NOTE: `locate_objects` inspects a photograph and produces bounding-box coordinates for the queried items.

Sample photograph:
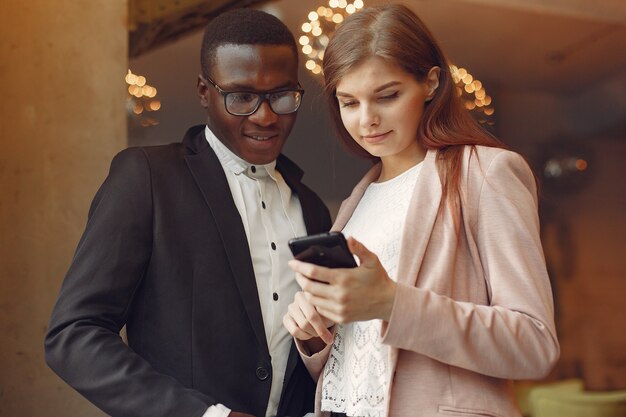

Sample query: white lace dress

[321,162,422,417]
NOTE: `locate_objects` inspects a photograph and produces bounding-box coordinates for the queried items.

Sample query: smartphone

[288,231,357,268]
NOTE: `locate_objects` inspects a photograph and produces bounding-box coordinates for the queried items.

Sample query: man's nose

[248,100,279,126]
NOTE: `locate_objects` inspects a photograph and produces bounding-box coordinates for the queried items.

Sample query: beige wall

[0,1,127,415]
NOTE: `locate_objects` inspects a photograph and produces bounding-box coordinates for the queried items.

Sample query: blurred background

[1,0,624,415]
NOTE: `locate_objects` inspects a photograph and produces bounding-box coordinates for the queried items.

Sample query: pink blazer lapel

[395,149,442,287]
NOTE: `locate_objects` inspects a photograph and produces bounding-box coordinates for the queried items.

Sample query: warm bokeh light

[149,100,161,111]
[449,65,494,123]
[300,1,366,78]
[126,69,160,126]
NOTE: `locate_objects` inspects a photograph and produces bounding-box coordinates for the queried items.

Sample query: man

[45,8,330,417]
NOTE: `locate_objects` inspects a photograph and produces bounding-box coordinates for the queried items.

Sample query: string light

[125,69,160,127]
[299,1,365,77]
[450,64,495,125]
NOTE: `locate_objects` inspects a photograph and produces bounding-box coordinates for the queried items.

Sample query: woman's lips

[362,130,392,144]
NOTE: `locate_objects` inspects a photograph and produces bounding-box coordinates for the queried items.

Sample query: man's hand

[283,291,334,345]
[229,412,255,417]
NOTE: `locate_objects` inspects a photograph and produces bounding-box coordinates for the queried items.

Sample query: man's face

[198,44,299,165]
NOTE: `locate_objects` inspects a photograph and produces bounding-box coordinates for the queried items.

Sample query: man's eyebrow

[336,81,402,97]
[219,81,297,91]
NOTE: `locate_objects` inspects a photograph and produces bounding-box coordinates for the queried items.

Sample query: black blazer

[45,125,332,417]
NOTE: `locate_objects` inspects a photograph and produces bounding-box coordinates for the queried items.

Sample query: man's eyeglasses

[201,75,304,116]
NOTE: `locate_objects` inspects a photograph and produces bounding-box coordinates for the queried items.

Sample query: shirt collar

[204,125,277,179]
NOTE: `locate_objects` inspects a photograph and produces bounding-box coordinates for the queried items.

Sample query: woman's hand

[283,291,335,345]
[289,237,397,324]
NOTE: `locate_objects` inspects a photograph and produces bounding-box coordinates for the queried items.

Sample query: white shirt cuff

[202,403,231,417]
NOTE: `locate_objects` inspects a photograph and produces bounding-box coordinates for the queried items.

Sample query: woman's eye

[340,101,357,108]
[379,92,399,101]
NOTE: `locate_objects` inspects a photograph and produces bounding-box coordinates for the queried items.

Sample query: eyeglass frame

[200,75,305,116]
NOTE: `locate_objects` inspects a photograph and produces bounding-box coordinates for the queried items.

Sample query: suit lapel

[183,127,269,357]
[277,155,322,235]
[395,149,442,287]
[391,150,442,376]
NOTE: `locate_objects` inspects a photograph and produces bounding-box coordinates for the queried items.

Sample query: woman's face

[335,57,438,169]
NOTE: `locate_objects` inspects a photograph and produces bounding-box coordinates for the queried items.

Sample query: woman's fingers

[289,260,336,284]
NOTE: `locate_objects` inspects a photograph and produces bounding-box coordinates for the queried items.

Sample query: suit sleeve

[382,150,560,379]
[44,148,213,417]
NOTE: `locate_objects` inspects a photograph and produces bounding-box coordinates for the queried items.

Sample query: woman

[283,4,559,417]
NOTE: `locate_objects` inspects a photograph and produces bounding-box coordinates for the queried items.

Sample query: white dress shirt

[202,126,307,417]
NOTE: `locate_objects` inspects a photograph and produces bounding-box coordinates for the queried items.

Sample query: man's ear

[425,66,440,101]
[197,75,209,108]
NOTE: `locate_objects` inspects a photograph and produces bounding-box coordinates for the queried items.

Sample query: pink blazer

[299,146,560,417]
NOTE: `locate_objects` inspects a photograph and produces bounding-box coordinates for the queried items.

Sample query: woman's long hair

[322,4,504,212]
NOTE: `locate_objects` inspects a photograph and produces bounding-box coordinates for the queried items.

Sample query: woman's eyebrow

[336,81,402,97]
[374,81,402,93]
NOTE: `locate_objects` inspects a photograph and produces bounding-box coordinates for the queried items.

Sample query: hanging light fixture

[300,0,494,124]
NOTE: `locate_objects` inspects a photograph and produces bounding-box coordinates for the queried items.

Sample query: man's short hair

[200,8,298,77]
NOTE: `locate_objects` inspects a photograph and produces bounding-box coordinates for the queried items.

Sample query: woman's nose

[360,105,380,128]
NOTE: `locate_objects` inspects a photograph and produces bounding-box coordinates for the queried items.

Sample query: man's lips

[244,132,279,141]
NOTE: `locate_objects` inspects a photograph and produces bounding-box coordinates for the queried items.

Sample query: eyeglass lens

[225,91,302,115]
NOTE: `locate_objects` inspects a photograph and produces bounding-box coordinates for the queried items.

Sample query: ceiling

[129,0,626,94]
[128,0,266,57]
[263,0,626,95]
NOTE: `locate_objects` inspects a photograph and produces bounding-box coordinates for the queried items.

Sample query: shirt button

[250,165,256,173]
[262,201,266,209]
[255,366,269,381]
[273,292,278,301]
[271,242,276,250]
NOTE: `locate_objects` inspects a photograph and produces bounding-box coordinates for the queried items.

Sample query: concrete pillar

[0,1,127,415]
